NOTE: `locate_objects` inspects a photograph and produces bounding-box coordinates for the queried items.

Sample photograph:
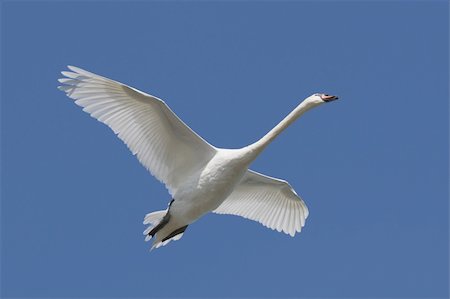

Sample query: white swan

[58,66,338,250]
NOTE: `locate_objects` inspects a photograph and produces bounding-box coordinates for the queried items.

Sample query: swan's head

[308,93,339,104]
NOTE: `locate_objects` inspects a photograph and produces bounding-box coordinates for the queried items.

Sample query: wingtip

[68,65,89,75]
[61,71,77,78]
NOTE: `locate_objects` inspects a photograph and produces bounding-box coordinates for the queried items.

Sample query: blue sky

[1,1,448,298]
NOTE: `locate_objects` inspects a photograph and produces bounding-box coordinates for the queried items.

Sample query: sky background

[1,1,448,298]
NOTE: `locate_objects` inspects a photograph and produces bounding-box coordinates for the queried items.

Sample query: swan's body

[59,66,338,249]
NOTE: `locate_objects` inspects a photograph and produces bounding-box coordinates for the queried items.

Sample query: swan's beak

[321,94,339,102]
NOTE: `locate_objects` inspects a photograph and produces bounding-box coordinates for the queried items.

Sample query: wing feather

[213,170,309,236]
[59,66,216,195]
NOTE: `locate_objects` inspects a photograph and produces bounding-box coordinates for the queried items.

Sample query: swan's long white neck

[246,98,323,159]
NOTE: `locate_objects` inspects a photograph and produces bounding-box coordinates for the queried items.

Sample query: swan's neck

[246,99,322,157]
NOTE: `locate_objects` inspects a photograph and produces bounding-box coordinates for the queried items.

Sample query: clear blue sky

[1,1,448,298]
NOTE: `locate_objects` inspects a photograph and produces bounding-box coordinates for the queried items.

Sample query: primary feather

[59,66,216,196]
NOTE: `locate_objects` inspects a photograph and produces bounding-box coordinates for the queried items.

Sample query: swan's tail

[143,210,168,241]
[143,209,189,250]
[143,210,167,226]
[150,225,188,250]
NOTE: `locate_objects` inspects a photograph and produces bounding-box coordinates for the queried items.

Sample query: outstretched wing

[213,170,309,236]
[59,66,216,195]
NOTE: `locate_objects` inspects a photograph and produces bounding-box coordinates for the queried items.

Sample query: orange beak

[321,94,339,102]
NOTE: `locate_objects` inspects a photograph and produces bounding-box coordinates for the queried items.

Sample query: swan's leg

[148,212,170,237]
[162,225,188,242]
[147,199,175,238]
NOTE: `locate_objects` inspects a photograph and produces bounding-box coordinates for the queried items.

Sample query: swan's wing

[213,169,309,236]
[58,66,216,195]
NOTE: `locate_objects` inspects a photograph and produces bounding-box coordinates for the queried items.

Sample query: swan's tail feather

[143,209,170,241]
[151,225,188,251]
[143,210,167,226]
[143,200,187,250]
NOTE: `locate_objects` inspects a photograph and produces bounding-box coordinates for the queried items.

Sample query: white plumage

[58,66,338,249]
[213,170,309,237]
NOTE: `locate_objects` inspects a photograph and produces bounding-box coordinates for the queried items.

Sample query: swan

[58,66,338,250]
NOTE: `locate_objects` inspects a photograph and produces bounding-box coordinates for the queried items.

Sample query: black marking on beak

[321,94,339,102]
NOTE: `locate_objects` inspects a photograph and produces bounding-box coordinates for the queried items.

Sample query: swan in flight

[58,66,338,250]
